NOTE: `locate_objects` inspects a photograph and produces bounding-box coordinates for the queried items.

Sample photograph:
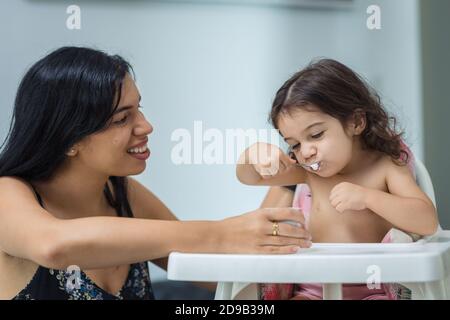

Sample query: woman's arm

[365,161,439,236]
[0,177,310,271]
[125,177,177,272]
[127,177,216,292]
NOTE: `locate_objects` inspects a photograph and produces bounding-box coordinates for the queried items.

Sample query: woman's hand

[329,182,368,213]
[246,142,297,179]
[217,207,312,254]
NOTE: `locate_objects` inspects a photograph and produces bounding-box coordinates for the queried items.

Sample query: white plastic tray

[168,234,450,284]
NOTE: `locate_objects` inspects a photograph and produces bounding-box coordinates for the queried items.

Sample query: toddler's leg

[292,283,323,300]
[290,294,319,300]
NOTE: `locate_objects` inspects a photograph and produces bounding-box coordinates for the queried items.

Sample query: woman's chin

[117,164,147,176]
[131,164,147,175]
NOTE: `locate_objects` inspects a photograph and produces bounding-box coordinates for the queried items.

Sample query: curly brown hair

[269,59,408,166]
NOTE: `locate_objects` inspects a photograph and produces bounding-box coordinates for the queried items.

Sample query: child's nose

[301,145,317,162]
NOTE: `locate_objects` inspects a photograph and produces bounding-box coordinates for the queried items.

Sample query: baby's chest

[305,169,391,242]
[310,169,388,203]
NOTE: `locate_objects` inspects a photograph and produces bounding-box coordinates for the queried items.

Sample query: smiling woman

[0,47,141,218]
[0,46,311,300]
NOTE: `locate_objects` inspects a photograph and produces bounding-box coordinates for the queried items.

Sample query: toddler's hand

[247,142,296,179]
[329,182,368,213]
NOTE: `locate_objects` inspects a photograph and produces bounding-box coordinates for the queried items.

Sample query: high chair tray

[168,234,450,284]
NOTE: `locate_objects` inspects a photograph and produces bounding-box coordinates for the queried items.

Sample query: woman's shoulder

[0,215,40,300]
[0,176,34,190]
[0,176,41,207]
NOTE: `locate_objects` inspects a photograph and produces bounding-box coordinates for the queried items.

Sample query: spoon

[296,162,321,171]
[287,151,321,172]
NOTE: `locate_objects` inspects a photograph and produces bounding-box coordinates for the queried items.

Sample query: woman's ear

[65,144,80,157]
[349,109,366,136]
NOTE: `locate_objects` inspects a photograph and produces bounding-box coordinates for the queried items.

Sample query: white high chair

[167,158,450,300]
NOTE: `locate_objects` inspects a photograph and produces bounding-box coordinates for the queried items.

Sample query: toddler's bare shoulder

[378,154,412,177]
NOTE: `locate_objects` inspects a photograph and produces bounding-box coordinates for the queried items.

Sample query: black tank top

[12,184,155,300]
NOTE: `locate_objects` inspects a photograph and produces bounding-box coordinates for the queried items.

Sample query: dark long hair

[270,59,408,165]
[0,46,134,217]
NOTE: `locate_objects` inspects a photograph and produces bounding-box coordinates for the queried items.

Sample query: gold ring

[272,222,279,236]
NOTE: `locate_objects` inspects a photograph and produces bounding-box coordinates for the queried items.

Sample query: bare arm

[0,177,310,271]
[0,177,221,269]
[236,143,306,186]
[365,161,439,236]
[260,186,295,208]
[126,177,178,272]
[127,178,216,292]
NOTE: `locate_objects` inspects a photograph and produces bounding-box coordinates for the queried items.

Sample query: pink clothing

[294,283,390,300]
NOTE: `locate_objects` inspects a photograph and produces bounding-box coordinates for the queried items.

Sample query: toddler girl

[236,59,438,299]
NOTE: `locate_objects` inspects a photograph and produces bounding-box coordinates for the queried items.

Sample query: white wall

[420,0,450,229]
[335,0,423,159]
[0,0,422,281]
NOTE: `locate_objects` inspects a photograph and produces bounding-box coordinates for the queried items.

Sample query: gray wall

[421,0,450,229]
[1,0,438,282]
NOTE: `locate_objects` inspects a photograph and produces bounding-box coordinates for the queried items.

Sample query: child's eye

[291,143,301,151]
[312,131,324,139]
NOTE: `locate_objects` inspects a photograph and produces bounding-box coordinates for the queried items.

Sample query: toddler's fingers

[280,152,297,167]
[335,203,346,213]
